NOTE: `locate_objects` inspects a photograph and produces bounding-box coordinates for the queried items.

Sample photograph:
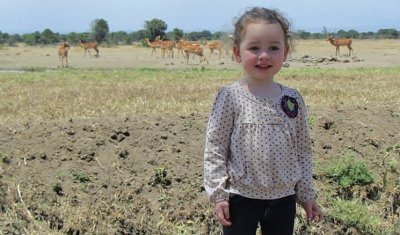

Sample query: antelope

[181,43,209,65]
[79,40,99,58]
[175,38,187,58]
[326,36,353,56]
[58,41,70,67]
[160,40,175,58]
[205,41,223,60]
[144,37,162,56]
[176,38,201,59]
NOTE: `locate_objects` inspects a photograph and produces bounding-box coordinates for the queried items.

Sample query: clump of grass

[72,172,90,183]
[326,154,375,187]
[2,155,11,164]
[52,183,64,196]
[21,66,46,72]
[330,198,382,234]
[152,167,171,188]
[307,113,317,129]
[389,158,399,172]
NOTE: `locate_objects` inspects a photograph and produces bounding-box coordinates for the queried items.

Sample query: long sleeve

[294,92,316,202]
[203,87,235,203]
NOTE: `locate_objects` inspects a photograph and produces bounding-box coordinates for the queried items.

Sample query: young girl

[204,7,323,235]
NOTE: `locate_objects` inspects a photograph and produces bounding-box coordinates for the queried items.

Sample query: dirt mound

[1,105,399,234]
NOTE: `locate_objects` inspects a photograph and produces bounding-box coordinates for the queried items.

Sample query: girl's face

[233,22,289,82]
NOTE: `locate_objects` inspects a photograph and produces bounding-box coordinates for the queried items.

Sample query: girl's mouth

[255,64,272,69]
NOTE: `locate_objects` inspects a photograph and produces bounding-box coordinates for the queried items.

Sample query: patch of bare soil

[1,105,399,234]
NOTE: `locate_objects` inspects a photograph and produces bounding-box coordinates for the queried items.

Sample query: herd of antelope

[57,35,354,67]
[144,36,227,65]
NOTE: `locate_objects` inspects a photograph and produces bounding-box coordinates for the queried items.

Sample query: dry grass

[278,67,400,107]
[0,68,237,122]
[0,67,399,123]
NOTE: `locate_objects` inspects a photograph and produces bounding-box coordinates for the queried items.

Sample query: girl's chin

[246,76,274,82]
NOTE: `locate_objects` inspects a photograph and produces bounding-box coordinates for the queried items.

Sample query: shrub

[327,154,374,187]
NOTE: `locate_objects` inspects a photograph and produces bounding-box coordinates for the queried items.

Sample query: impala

[144,37,162,56]
[181,43,209,65]
[58,42,70,67]
[206,41,223,60]
[79,40,99,58]
[326,36,353,56]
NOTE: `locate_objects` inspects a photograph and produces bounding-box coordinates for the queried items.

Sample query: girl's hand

[300,199,323,222]
[214,200,232,226]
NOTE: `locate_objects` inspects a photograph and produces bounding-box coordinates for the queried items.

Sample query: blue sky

[0,0,399,34]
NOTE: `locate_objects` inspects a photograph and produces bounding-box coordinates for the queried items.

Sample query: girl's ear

[283,46,290,61]
[232,44,242,63]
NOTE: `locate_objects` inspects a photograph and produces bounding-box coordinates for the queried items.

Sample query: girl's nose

[259,50,270,60]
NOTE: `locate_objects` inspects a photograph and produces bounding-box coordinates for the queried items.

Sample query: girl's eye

[270,46,280,51]
[249,46,259,51]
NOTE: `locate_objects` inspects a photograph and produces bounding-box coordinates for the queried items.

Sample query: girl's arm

[294,92,316,202]
[204,87,234,203]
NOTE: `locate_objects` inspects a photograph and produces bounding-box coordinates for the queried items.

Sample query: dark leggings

[223,194,296,235]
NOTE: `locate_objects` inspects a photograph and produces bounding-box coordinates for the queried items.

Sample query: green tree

[213,31,225,40]
[40,28,59,45]
[296,30,311,39]
[130,30,147,42]
[7,34,22,46]
[336,30,346,38]
[0,31,9,44]
[346,29,359,39]
[171,28,184,41]
[79,32,93,41]
[312,33,324,39]
[91,18,109,43]
[23,31,41,46]
[67,32,79,45]
[359,31,375,39]
[106,31,128,45]
[377,28,398,39]
[187,30,212,41]
[144,18,167,40]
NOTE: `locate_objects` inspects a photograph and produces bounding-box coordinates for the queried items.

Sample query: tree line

[0,18,398,47]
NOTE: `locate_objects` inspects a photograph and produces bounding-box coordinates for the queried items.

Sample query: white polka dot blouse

[204,81,316,203]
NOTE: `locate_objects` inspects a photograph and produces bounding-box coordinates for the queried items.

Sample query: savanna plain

[0,39,400,234]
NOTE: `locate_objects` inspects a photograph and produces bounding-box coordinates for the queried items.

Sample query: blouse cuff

[296,190,316,203]
[212,191,229,204]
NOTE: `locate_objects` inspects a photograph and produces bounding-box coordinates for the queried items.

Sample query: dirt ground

[0,39,399,70]
[1,40,400,234]
[1,105,399,234]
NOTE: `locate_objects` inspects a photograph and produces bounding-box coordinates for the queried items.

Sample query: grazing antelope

[206,41,223,60]
[326,36,353,56]
[58,42,70,67]
[79,40,99,58]
[182,44,209,65]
